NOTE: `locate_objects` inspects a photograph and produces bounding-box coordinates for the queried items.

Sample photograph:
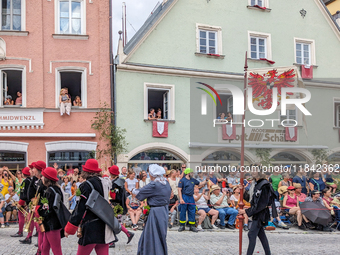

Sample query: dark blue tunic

[136,181,171,255]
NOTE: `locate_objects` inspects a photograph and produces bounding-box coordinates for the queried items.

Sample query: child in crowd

[126,189,144,230]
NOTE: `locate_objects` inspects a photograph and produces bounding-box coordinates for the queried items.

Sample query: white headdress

[149,164,167,185]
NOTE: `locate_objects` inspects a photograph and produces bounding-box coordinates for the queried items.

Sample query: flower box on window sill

[144,119,175,123]
[248,58,275,64]
[0,31,29,36]
[247,5,271,12]
[52,34,89,40]
[195,52,225,59]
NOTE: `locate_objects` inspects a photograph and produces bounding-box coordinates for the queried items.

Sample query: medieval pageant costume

[65,159,115,255]
[108,165,134,248]
[134,164,171,255]
[36,167,66,255]
[245,178,277,255]
[23,161,47,252]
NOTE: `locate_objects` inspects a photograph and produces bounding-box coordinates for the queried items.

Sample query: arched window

[129,149,183,172]
[271,152,307,164]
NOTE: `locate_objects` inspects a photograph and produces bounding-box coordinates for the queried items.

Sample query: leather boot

[189,225,198,233]
[127,231,134,244]
[19,237,32,244]
[178,225,185,232]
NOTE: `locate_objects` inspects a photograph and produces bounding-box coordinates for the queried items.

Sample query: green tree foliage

[255,148,274,167]
[91,102,128,163]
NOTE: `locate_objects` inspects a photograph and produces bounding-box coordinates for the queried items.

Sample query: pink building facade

[0,0,111,171]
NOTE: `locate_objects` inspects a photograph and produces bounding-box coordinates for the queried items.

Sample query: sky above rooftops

[113,0,160,55]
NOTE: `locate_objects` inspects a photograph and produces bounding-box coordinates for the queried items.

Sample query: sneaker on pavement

[278,221,287,228]
[109,242,115,248]
[219,225,226,229]
[1,224,4,228]
[243,225,249,231]
[212,225,219,230]
[197,225,204,232]
[226,224,235,230]
[5,223,10,227]
[298,224,306,230]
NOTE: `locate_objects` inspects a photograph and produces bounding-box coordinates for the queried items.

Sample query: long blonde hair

[60,88,65,95]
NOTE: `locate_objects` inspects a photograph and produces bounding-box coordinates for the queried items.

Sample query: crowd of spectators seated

[1,162,340,233]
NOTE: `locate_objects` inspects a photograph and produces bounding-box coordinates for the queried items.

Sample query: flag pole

[238,51,248,255]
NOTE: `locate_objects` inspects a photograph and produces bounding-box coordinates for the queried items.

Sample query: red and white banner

[285,127,297,141]
[301,65,313,79]
[152,121,168,138]
[222,124,236,140]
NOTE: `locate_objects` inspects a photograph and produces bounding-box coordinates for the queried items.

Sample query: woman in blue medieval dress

[134,164,171,255]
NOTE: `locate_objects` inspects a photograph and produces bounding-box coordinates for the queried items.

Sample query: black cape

[246,179,278,227]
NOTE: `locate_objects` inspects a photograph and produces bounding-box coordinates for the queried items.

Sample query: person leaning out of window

[4,95,14,105]
[14,92,22,106]
[59,88,71,116]
[73,96,82,107]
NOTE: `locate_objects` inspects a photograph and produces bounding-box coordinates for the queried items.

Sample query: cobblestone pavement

[0,225,339,255]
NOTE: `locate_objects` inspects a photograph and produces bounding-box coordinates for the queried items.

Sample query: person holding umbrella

[303,190,332,231]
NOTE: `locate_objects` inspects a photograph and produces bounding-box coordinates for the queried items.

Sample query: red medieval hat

[108,165,119,176]
[32,161,46,171]
[82,159,101,173]
[42,167,59,182]
[22,167,30,176]
[29,162,35,169]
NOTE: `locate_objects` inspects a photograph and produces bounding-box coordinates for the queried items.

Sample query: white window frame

[55,66,87,108]
[0,65,26,107]
[249,0,269,8]
[144,83,175,121]
[294,38,316,66]
[333,98,340,127]
[55,0,86,35]
[213,90,242,123]
[0,0,26,31]
[280,108,297,125]
[248,31,272,60]
[196,23,222,55]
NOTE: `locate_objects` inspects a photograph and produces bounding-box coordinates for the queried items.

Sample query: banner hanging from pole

[246,66,305,111]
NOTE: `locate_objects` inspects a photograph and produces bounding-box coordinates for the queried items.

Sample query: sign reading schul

[0,108,44,130]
